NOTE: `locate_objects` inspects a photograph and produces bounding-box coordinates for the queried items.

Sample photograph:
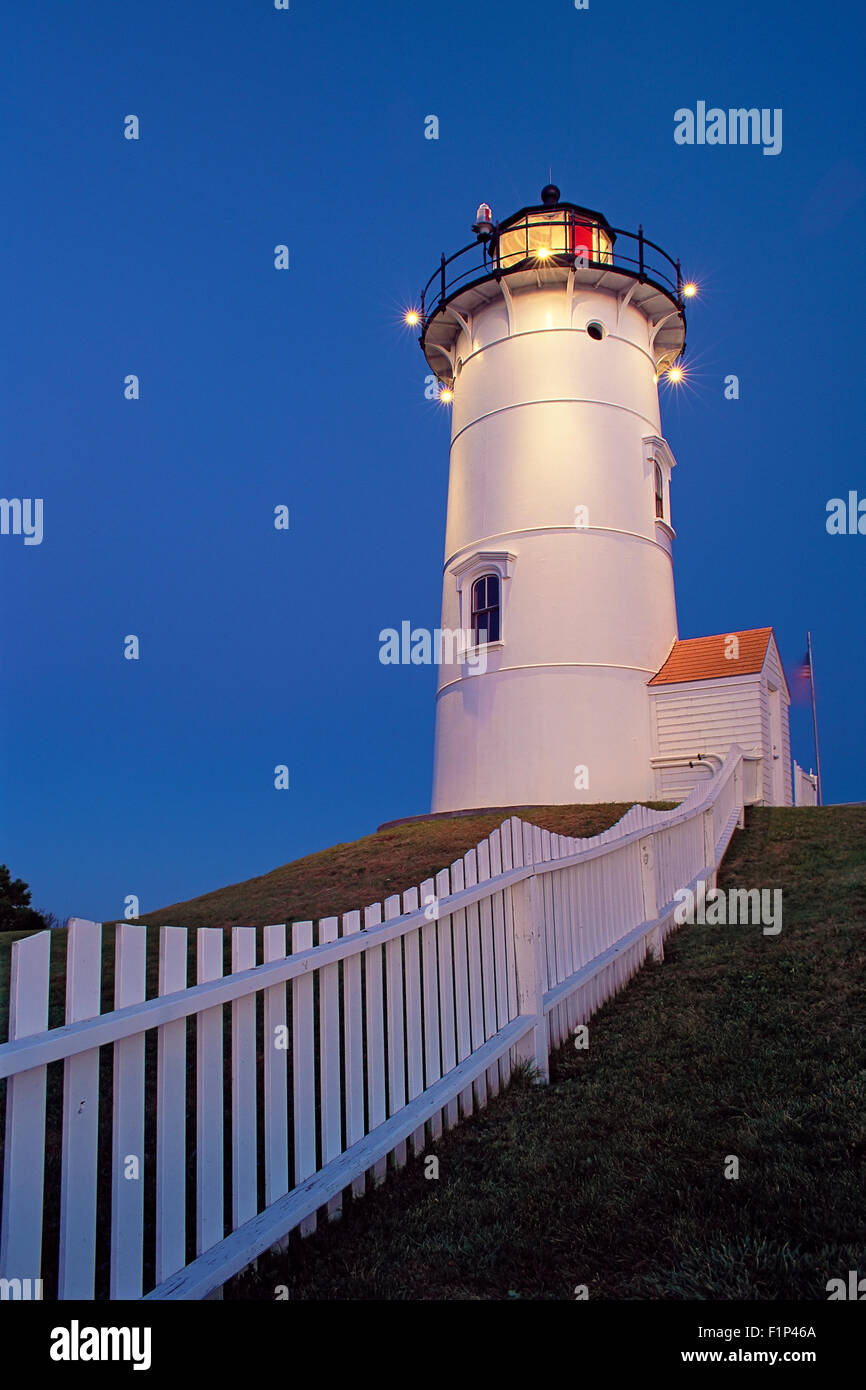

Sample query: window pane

[470,571,501,645]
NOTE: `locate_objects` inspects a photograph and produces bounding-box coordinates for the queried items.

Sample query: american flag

[790,645,813,705]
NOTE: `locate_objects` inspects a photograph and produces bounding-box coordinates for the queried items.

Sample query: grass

[225,805,866,1301]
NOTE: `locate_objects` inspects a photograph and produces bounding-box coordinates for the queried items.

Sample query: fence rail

[0,746,751,1300]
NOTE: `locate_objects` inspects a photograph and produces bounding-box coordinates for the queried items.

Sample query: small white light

[404,309,420,326]
[439,387,454,404]
[682,282,697,299]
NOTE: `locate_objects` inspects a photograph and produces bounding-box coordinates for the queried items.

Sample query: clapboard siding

[651,679,763,756]
[650,678,763,799]
[654,762,716,799]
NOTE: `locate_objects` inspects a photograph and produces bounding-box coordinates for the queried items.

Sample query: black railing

[419,210,683,326]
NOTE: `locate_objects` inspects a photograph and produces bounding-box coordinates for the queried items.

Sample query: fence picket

[262,925,289,1222]
[421,876,443,1138]
[196,929,224,1258]
[156,926,187,1283]
[500,821,520,1025]
[463,849,487,1109]
[557,845,577,1036]
[111,923,147,1298]
[448,859,474,1118]
[585,858,600,1015]
[231,928,257,1232]
[501,820,521,1076]
[403,887,425,1154]
[342,910,366,1198]
[383,897,407,1169]
[476,839,499,1097]
[488,830,511,1088]
[551,837,568,1047]
[524,823,550,1060]
[319,917,343,1217]
[58,918,102,1299]
[435,867,458,1129]
[0,930,50,1287]
[292,921,317,1233]
[363,904,387,1184]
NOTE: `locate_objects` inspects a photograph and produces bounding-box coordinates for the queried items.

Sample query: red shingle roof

[648,628,773,686]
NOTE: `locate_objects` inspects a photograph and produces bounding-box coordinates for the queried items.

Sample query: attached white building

[647,627,792,805]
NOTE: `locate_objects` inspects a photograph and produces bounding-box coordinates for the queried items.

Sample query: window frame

[449,550,516,657]
[470,573,501,646]
[642,435,677,538]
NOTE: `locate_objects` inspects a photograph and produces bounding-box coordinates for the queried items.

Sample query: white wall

[761,636,793,806]
[649,675,763,800]
[432,278,679,810]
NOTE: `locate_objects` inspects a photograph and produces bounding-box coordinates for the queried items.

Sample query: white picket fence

[0,745,756,1301]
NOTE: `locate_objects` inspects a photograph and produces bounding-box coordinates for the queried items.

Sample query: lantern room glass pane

[595,226,613,264]
[498,211,571,268]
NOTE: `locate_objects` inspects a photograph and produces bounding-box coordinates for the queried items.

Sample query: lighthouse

[417,185,691,811]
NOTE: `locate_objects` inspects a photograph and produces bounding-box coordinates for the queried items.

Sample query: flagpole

[807,630,824,805]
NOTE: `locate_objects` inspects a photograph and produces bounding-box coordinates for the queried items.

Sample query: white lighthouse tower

[418,185,690,811]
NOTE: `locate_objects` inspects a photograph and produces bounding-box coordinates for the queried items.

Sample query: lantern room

[417,185,688,388]
[497,184,614,269]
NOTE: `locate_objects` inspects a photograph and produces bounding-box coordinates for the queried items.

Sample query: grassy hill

[225,805,866,1300]
[133,801,674,932]
[0,802,671,1053]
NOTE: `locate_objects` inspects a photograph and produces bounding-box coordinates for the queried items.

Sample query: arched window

[471,573,500,645]
[655,462,665,519]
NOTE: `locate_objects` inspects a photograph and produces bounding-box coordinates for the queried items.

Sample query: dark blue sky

[3,0,864,922]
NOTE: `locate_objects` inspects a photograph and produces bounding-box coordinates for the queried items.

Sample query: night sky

[2,0,863,922]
